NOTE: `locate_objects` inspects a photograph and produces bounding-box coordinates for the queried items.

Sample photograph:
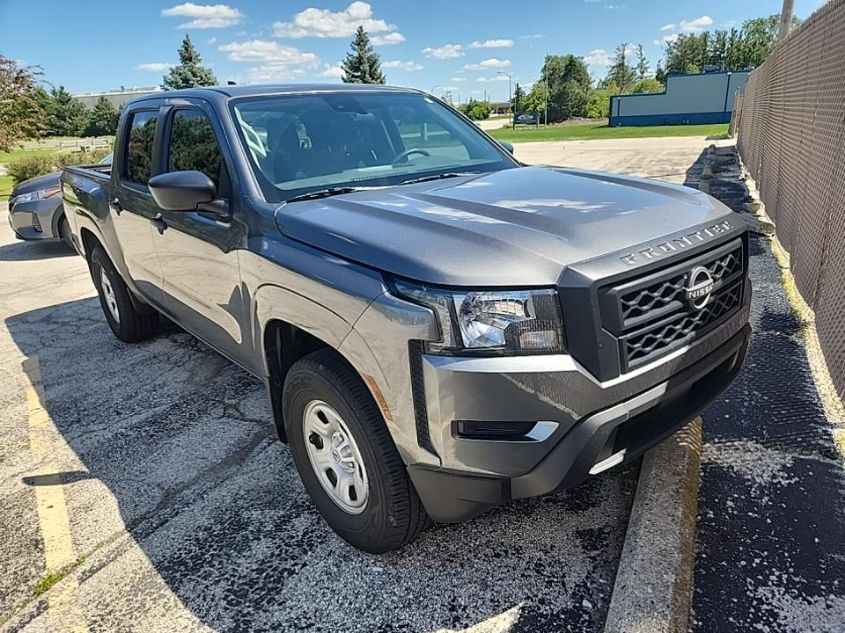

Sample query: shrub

[6,155,56,185]
[55,146,112,168]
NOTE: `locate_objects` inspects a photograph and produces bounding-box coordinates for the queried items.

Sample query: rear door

[154,103,249,365]
[111,107,166,307]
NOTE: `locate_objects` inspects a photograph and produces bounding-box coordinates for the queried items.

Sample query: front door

[154,105,248,365]
[111,108,166,308]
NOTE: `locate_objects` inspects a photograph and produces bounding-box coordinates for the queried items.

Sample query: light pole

[497,71,514,128]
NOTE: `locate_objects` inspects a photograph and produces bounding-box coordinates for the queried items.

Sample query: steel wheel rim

[302,400,369,514]
[100,268,120,323]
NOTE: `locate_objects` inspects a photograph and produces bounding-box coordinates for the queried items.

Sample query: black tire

[283,349,430,553]
[57,214,74,250]
[90,246,159,343]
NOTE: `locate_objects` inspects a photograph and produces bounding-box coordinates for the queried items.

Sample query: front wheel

[90,246,159,342]
[283,349,429,553]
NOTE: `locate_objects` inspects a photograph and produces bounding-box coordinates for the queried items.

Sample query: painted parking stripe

[24,356,89,632]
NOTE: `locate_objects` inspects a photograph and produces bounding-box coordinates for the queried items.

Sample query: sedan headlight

[393,280,564,355]
[11,188,60,205]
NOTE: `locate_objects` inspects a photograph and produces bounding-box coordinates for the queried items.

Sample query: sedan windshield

[231,91,516,202]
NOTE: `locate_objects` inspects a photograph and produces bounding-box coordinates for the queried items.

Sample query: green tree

[341,26,386,84]
[635,44,650,81]
[586,88,613,119]
[458,99,491,120]
[522,82,549,120]
[162,34,217,90]
[44,86,87,136]
[631,77,664,94]
[511,83,525,113]
[83,96,119,136]
[541,54,591,122]
[604,43,636,92]
[0,55,46,151]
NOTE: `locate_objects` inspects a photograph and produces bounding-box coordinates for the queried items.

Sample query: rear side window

[167,110,223,189]
[124,111,157,185]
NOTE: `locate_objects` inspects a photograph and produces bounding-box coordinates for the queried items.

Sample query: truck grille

[600,239,745,371]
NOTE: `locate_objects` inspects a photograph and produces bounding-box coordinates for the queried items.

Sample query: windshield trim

[227,90,519,203]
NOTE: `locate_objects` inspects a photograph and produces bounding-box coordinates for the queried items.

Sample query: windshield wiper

[399,172,482,186]
[284,186,368,204]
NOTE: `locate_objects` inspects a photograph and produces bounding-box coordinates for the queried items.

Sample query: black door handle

[111,197,122,213]
[150,214,167,234]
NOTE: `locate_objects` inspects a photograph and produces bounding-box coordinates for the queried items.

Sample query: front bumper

[7,198,61,240]
[408,319,750,523]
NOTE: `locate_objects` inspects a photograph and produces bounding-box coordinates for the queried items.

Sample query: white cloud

[450,77,467,82]
[422,44,463,59]
[469,39,514,49]
[220,40,320,67]
[136,62,171,71]
[273,1,393,38]
[659,23,676,31]
[463,58,511,70]
[383,60,423,71]
[663,33,680,43]
[476,75,509,83]
[206,36,218,44]
[243,64,307,83]
[680,15,713,33]
[519,33,545,39]
[604,4,627,9]
[161,3,243,29]
[320,64,344,78]
[583,49,612,67]
[371,32,405,45]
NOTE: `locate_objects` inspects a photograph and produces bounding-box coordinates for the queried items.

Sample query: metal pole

[778,0,794,41]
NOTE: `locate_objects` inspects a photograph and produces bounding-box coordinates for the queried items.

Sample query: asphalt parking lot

[0,137,720,632]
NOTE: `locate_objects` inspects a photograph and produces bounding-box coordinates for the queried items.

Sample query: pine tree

[341,26,386,84]
[635,44,650,81]
[605,43,636,92]
[162,34,218,90]
[83,96,119,137]
[47,86,87,136]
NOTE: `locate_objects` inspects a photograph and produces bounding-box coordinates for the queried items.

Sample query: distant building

[73,86,164,109]
[609,70,750,127]
[490,101,511,115]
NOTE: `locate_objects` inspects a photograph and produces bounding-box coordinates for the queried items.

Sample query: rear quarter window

[124,110,158,185]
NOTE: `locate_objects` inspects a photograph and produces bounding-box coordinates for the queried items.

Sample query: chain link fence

[737,0,845,398]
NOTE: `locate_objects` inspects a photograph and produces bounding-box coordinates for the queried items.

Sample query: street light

[497,71,514,128]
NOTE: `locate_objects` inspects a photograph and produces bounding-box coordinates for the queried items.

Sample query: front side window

[167,110,224,190]
[231,92,516,202]
[124,110,157,185]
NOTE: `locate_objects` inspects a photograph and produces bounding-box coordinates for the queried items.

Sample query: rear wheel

[90,246,159,342]
[283,349,430,553]
[57,214,74,250]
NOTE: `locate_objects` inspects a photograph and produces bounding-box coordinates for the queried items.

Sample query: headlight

[393,280,564,355]
[11,188,60,205]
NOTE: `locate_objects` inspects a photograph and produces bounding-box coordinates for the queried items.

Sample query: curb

[603,419,702,633]
[604,146,724,632]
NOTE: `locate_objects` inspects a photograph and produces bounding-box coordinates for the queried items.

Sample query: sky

[0,0,827,102]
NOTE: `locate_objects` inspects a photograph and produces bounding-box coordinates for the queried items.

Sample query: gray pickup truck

[61,84,751,553]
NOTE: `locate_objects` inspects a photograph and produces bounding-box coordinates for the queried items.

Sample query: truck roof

[128,83,422,105]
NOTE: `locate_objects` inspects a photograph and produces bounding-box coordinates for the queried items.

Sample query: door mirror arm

[197,199,230,221]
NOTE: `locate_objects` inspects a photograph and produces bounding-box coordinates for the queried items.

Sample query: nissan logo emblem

[684,266,715,310]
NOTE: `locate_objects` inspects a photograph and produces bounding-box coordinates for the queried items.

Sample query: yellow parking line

[24,356,88,633]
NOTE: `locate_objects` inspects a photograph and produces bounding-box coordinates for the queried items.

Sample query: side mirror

[500,141,514,155]
[148,171,216,211]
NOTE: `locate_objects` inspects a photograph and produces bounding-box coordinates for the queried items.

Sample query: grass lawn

[0,147,61,163]
[488,122,730,143]
[0,174,13,199]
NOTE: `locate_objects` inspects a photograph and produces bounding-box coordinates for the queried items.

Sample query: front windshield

[231,91,516,202]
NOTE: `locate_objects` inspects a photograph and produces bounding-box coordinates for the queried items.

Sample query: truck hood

[275,166,737,286]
